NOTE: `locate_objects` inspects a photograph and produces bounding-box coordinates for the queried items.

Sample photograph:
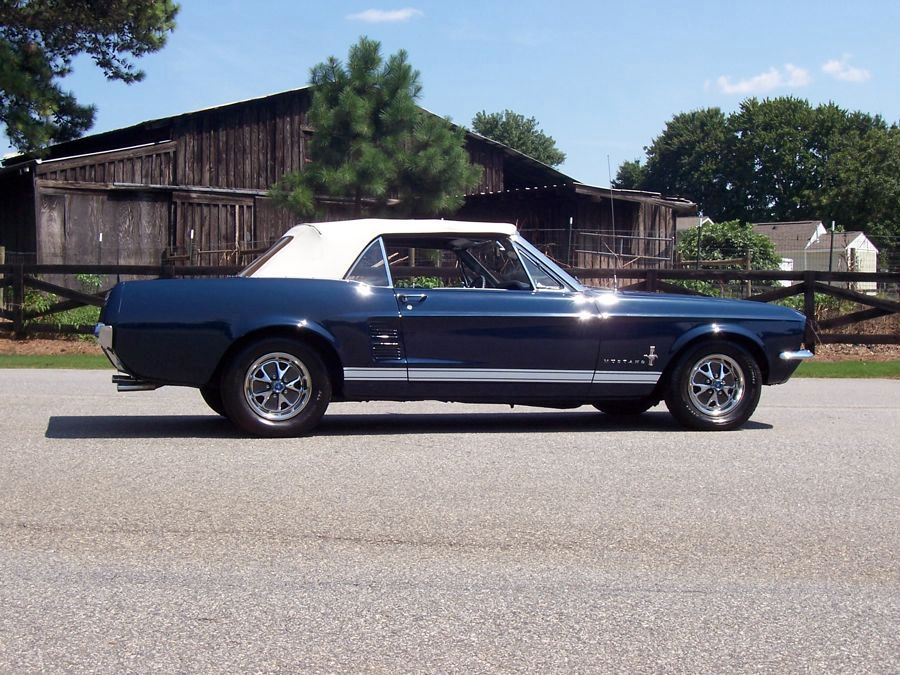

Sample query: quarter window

[346,239,390,286]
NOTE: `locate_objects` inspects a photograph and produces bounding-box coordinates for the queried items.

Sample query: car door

[393,239,601,402]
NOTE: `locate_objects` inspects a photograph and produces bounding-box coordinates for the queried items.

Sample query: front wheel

[664,342,761,431]
[221,338,331,437]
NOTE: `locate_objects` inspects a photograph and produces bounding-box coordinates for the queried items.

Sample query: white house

[752,221,879,292]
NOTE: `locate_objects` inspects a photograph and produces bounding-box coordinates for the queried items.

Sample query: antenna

[606,155,620,290]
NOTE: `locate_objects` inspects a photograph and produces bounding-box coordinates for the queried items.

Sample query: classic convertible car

[96,218,812,436]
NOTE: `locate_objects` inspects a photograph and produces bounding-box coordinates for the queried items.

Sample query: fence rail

[1,264,898,351]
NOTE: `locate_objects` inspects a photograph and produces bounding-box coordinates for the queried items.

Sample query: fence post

[803,271,816,352]
[12,263,25,340]
[0,246,5,314]
[645,269,658,292]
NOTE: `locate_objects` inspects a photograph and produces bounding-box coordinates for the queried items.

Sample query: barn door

[171,192,254,265]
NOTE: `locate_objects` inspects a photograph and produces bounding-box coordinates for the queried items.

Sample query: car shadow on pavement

[46,411,772,439]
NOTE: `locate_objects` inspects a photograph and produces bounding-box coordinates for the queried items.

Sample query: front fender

[668,322,767,364]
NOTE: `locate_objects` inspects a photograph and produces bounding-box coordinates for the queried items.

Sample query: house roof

[806,231,878,253]
[752,221,824,252]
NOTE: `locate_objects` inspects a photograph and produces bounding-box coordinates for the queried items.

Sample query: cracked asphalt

[0,370,897,672]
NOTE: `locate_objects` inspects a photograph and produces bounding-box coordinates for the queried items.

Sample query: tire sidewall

[222,338,331,437]
[665,341,761,431]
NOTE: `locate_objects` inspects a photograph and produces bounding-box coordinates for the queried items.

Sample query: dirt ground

[1,337,898,362]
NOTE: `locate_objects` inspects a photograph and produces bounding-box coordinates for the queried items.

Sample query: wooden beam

[818,308,890,330]
[817,333,900,345]
[811,282,900,313]
[745,284,805,303]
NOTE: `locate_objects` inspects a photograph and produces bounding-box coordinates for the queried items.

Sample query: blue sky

[3,0,897,186]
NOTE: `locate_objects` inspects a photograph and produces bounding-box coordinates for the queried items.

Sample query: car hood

[582,287,806,322]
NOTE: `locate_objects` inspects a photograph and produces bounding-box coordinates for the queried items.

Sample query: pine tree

[272,37,481,218]
[0,0,178,152]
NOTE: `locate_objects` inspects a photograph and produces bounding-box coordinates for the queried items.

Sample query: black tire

[220,338,331,437]
[200,384,226,417]
[593,398,657,416]
[664,341,761,431]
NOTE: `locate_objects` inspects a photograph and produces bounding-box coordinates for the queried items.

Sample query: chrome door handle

[398,293,427,304]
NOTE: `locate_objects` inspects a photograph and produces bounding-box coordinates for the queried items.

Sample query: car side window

[520,251,565,290]
[346,239,390,286]
[383,235,533,291]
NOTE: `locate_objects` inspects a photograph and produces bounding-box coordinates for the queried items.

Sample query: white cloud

[347,8,423,23]
[822,55,871,83]
[714,64,811,95]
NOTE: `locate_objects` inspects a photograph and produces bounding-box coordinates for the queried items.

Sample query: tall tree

[471,109,566,167]
[272,36,481,218]
[639,108,731,218]
[611,158,646,189]
[0,0,179,152]
[621,98,900,264]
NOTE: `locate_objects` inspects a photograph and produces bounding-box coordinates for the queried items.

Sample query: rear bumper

[95,323,125,371]
[95,323,160,392]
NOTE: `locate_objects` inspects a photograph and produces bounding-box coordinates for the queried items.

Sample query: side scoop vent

[369,322,403,361]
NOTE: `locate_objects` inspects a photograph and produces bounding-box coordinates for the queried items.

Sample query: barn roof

[1,86,694,210]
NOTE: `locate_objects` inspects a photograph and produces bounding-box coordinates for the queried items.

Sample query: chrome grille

[370,322,403,361]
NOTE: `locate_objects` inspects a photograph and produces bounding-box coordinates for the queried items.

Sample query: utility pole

[695,211,704,270]
[828,220,835,273]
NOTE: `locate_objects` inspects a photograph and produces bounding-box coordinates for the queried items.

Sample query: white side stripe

[344,367,406,381]
[344,367,660,385]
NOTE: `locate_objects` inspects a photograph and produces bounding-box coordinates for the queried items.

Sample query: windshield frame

[511,234,584,292]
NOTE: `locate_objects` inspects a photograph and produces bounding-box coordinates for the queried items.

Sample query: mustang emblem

[644,346,658,366]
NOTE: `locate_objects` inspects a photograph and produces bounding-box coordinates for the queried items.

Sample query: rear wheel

[664,341,761,431]
[200,384,226,416]
[221,338,331,437]
[593,398,657,416]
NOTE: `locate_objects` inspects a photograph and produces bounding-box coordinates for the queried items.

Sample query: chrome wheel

[687,353,745,417]
[243,352,311,421]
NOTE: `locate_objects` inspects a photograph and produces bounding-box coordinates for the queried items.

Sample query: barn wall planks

[2,88,688,268]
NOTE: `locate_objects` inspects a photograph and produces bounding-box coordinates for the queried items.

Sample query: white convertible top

[248,218,518,280]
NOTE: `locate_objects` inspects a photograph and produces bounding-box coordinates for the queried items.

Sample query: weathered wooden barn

[0,86,693,269]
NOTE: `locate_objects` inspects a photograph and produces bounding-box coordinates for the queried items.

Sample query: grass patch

[794,360,900,379]
[0,353,112,369]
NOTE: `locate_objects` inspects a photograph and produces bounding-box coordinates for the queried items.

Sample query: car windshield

[512,235,584,290]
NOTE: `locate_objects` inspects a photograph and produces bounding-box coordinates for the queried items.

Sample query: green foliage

[668,279,722,297]
[0,0,179,152]
[612,159,646,189]
[640,107,731,217]
[471,109,566,167]
[22,275,101,332]
[776,292,856,322]
[271,36,481,218]
[393,275,444,289]
[676,219,781,270]
[622,97,900,262]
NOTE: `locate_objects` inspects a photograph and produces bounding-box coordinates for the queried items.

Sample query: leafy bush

[394,276,444,289]
[23,275,102,334]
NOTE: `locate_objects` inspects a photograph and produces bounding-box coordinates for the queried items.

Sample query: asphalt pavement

[0,370,897,672]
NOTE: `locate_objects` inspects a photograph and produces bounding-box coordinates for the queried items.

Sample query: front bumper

[780,349,815,361]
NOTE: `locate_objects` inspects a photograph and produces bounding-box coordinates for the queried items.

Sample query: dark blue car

[96,219,812,436]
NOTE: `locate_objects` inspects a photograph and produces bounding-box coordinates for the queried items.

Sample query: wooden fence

[1,263,898,352]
